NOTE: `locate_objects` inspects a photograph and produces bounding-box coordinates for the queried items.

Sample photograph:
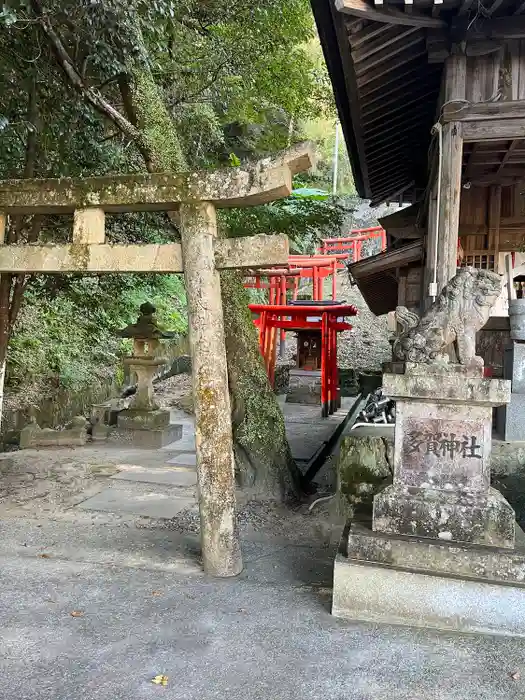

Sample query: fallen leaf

[70,611,84,618]
[151,675,169,686]
[238,608,247,613]
[151,591,162,596]
[510,670,521,681]
[39,553,51,559]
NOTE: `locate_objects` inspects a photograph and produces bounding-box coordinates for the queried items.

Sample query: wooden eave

[347,240,423,315]
[311,0,525,206]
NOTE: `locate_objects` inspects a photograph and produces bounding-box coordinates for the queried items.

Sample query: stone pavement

[76,402,354,520]
[1,516,525,700]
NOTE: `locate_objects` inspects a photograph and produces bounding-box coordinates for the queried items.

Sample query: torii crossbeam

[0,143,314,578]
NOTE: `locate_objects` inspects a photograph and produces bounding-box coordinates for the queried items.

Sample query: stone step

[77,481,196,519]
[111,465,197,487]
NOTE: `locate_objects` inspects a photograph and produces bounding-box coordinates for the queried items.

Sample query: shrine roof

[311,0,525,206]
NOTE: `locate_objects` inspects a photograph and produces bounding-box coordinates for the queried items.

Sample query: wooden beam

[360,56,432,98]
[350,22,391,49]
[444,53,467,102]
[364,104,435,141]
[334,0,447,27]
[364,90,438,126]
[355,34,425,77]
[362,66,442,111]
[463,119,525,141]
[442,100,525,122]
[457,15,525,40]
[357,44,427,87]
[353,25,420,62]
[496,139,520,173]
[370,180,416,207]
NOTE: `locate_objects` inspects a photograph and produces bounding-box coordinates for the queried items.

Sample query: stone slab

[346,522,525,585]
[497,394,525,442]
[114,424,183,450]
[394,401,492,491]
[111,466,197,487]
[77,483,195,519]
[504,342,525,394]
[332,554,525,637]
[383,371,511,406]
[167,452,197,467]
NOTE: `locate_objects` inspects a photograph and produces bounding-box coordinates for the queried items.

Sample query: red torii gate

[249,302,357,416]
[318,226,386,261]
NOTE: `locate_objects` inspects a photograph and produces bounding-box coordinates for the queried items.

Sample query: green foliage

[0,0,343,411]
[222,191,346,254]
[8,273,187,396]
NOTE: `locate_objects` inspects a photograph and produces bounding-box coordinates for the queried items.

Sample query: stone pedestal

[116,407,182,449]
[115,344,182,449]
[285,369,321,405]
[331,363,525,636]
[496,342,525,441]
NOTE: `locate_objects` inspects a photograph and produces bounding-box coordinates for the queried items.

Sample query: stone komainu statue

[393,267,502,366]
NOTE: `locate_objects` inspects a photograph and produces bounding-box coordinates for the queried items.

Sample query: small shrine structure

[249,301,357,416]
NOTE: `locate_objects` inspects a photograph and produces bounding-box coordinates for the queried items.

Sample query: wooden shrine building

[312,0,525,374]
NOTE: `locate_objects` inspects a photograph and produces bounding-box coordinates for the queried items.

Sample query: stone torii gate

[0,144,313,578]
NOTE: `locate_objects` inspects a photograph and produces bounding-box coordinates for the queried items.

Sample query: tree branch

[30,0,156,172]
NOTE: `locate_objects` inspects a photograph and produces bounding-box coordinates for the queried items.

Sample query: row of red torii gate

[244,227,386,417]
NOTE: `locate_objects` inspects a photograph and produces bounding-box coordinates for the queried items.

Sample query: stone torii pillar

[0,144,313,577]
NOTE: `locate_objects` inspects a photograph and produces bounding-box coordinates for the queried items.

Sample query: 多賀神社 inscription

[405,431,483,460]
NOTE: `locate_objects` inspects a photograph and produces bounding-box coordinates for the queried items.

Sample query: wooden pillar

[437,121,463,291]
[179,201,242,578]
[488,185,502,271]
[437,54,465,292]
[424,54,465,306]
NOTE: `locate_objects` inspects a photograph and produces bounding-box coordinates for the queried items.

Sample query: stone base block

[285,387,320,405]
[373,485,515,549]
[113,423,182,449]
[117,409,170,432]
[332,554,525,637]
[333,522,525,636]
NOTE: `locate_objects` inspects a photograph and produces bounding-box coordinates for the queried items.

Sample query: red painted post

[293,276,299,301]
[313,265,319,301]
[332,259,337,300]
[279,275,286,356]
[321,312,329,418]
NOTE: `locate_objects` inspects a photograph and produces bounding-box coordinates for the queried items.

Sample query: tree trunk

[221,271,302,500]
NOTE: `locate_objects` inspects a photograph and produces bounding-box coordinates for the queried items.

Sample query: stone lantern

[116,302,182,448]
